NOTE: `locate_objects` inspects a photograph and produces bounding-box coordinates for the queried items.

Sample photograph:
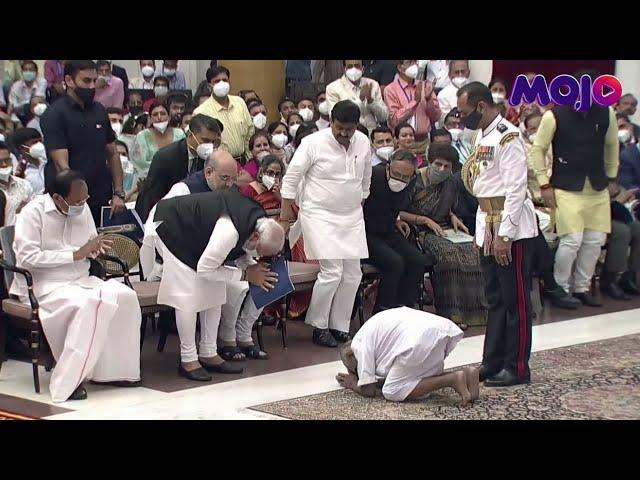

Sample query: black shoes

[89,380,142,388]
[619,271,640,296]
[573,292,603,307]
[178,363,212,382]
[199,360,244,374]
[600,281,631,301]
[312,328,338,348]
[329,329,351,343]
[68,384,88,400]
[545,287,581,309]
[484,369,530,387]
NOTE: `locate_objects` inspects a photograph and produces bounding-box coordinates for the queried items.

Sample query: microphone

[97,224,136,234]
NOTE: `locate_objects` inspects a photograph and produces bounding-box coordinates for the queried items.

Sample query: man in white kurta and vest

[11,170,142,402]
[458,82,538,387]
[140,150,270,361]
[279,100,372,348]
[147,189,285,381]
[529,70,619,307]
[336,307,479,404]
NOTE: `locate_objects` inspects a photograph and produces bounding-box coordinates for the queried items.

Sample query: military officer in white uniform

[458,82,538,387]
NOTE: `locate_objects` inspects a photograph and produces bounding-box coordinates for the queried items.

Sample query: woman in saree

[401,143,487,328]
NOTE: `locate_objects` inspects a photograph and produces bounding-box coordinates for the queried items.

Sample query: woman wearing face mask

[120,112,149,153]
[26,96,47,136]
[284,113,304,164]
[489,78,519,123]
[114,140,136,201]
[394,123,425,168]
[400,143,485,329]
[130,102,185,182]
[268,121,293,164]
[242,154,318,320]
[238,132,271,190]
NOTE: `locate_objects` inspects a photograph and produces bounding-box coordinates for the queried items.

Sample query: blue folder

[100,206,145,241]
[249,256,294,310]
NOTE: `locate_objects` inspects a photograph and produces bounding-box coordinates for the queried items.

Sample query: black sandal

[239,344,270,360]
[217,346,246,362]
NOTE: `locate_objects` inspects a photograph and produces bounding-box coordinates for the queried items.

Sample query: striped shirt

[194,94,255,159]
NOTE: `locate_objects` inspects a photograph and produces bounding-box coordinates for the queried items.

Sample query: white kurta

[350,307,463,402]
[154,215,252,313]
[280,128,372,260]
[10,195,141,403]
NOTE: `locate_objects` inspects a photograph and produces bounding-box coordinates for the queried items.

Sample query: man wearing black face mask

[41,60,126,225]
[363,149,434,313]
[457,82,538,388]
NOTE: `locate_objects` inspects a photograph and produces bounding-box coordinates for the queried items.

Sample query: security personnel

[529,70,619,305]
[458,82,538,387]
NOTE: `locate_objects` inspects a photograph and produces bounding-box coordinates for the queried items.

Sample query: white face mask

[163,68,176,78]
[618,129,632,143]
[492,93,506,104]
[388,178,408,192]
[452,76,469,88]
[318,100,330,116]
[345,67,363,83]
[120,155,134,174]
[528,133,537,144]
[404,64,419,80]
[448,128,463,142]
[417,60,429,70]
[272,133,288,149]
[213,81,230,98]
[98,75,111,84]
[154,86,168,97]
[299,107,314,122]
[0,166,12,182]
[0,134,4,142]
[262,174,276,190]
[110,122,122,135]
[23,71,36,82]
[196,143,215,160]
[462,127,476,143]
[289,124,300,138]
[153,121,169,134]
[376,146,394,161]
[253,113,267,130]
[33,103,48,117]
[141,65,155,78]
[29,141,47,161]
[62,198,85,217]
[256,150,271,161]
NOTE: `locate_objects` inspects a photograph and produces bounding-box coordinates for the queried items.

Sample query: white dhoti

[24,279,141,403]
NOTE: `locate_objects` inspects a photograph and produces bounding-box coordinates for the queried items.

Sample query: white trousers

[30,280,141,403]
[175,306,221,363]
[554,230,607,293]
[305,259,362,332]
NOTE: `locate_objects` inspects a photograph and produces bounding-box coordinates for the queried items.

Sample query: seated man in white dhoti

[11,170,142,403]
[149,188,285,381]
[336,307,479,404]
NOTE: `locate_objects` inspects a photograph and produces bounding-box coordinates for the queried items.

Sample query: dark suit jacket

[619,143,640,191]
[135,138,204,222]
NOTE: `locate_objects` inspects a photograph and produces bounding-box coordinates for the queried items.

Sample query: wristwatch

[113,190,126,200]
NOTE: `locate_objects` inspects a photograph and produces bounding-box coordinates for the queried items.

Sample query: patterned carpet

[250,334,640,420]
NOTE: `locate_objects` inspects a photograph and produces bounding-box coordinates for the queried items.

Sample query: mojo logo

[509,74,623,112]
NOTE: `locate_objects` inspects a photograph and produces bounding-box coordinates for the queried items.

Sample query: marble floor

[0,305,638,420]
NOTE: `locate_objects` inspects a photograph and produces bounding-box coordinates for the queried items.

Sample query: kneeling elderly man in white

[149,189,285,381]
[11,170,142,403]
[336,307,479,404]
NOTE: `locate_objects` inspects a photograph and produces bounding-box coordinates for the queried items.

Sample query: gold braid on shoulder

[461,131,480,195]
